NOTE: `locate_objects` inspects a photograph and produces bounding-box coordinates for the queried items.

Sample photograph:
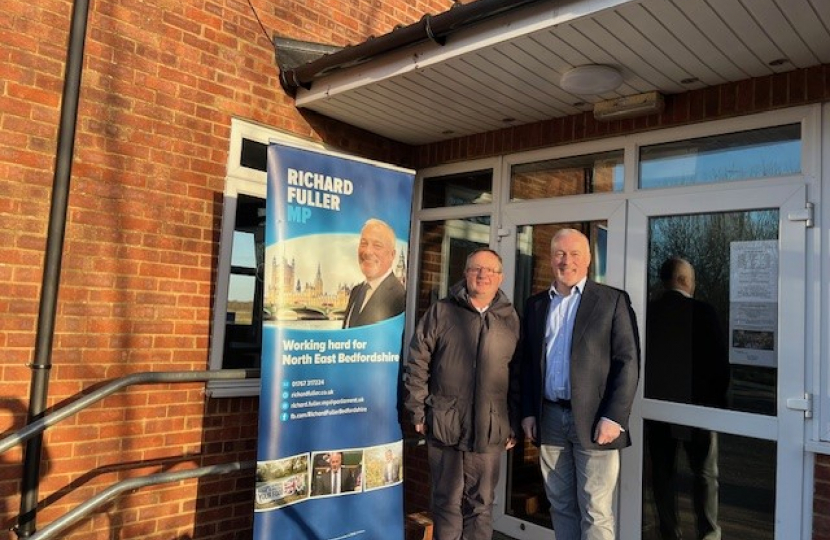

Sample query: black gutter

[279,0,544,95]
[15,0,91,538]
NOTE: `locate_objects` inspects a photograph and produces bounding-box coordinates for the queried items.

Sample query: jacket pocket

[426,395,461,446]
[486,401,508,445]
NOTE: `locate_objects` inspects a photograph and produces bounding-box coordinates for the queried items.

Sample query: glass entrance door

[620,184,807,540]
[494,184,807,540]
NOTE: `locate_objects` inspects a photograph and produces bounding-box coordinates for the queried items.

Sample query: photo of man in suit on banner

[343,218,406,328]
[312,451,359,496]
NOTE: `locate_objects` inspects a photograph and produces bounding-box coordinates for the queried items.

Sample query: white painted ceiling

[292,0,830,145]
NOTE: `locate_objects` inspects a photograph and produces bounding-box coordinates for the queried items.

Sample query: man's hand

[521,417,537,443]
[414,423,426,435]
[505,431,517,450]
[593,418,621,445]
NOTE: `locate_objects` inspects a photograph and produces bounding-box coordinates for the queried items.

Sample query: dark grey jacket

[403,281,520,453]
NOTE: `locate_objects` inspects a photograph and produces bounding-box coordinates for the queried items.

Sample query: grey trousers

[427,443,502,540]
[539,401,620,540]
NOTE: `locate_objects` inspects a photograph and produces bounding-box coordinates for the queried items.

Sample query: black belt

[545,398,571,409]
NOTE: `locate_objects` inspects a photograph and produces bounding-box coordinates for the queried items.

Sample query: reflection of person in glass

[645,257,731,540]
[312,452,356,495]
[343,218,406,328]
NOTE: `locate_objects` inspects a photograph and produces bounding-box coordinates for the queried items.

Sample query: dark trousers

[647,423,721,540]
[427,444,501,540]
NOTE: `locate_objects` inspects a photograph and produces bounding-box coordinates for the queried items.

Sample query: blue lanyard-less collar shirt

[544,277,586,402]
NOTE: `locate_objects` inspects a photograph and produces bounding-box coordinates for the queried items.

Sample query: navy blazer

[343,273,406,328]
[312,467,356,495]
[519,280,640,450]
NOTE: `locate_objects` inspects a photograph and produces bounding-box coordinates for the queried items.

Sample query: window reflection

[415,217,491,319]
[421,170,492,208]
[511,150,624,201]
[640,124,800,189]
[642,421,775,540]
[223,194,266,369]
[646,210,779,416]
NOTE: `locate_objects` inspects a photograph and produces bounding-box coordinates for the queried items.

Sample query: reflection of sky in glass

[232,231,256,267]
[613,164,624,192]
[641,132,800,189]
[229,231,257,301]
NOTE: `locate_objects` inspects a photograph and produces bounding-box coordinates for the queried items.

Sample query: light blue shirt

[544,277,586,402]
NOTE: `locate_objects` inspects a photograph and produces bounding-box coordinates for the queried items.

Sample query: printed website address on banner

[288,407,368,419]
[289,397,365,409]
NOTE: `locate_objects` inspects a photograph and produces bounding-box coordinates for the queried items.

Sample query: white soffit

[294,0,830,145]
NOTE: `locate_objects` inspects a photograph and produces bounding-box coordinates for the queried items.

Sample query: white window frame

[816,102,830,448]
[207,118,323,397]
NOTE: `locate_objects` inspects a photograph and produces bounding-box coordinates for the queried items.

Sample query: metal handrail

[3,368,425,539]
[1,369,260,454]
[4,368,260,539]
[27,461,255,540]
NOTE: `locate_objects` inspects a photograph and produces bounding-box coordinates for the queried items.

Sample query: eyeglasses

[465,266,501,276]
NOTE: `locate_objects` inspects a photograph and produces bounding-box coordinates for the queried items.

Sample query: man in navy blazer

[312,452,356,496]
[520,228,640,540]
[343,218,406,328]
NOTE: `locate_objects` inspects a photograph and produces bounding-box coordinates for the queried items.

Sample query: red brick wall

[0,1,452,539]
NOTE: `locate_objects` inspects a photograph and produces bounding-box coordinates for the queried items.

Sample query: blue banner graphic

[253,142,414,540]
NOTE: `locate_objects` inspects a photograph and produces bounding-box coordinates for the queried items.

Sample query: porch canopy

[275,0,829,145]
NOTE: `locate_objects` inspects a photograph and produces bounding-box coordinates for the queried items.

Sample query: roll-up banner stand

[253,142,414,540]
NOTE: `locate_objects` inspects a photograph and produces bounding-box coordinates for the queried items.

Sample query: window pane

[241,138,267,171]
[640,124,801,189]
[421,170,492,208]
[227,274,255,324]
[415,217,491,319]
[510,150,624,201]
[232,231,257,268]
[646,209,779,416]
[222,194,266,369]
[642,421,775,540]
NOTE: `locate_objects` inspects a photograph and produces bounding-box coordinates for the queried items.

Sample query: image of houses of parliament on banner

[263,236,407,329]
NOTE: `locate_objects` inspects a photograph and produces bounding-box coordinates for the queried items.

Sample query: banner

[253,142,414,540]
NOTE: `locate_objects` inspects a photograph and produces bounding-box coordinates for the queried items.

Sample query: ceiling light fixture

[560,65,623,95]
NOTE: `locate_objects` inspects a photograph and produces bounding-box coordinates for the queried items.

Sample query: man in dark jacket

[403,248,520,540]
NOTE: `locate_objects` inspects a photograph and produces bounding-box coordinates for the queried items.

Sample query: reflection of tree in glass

[648,210,778,309]
[647,209,779,415]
